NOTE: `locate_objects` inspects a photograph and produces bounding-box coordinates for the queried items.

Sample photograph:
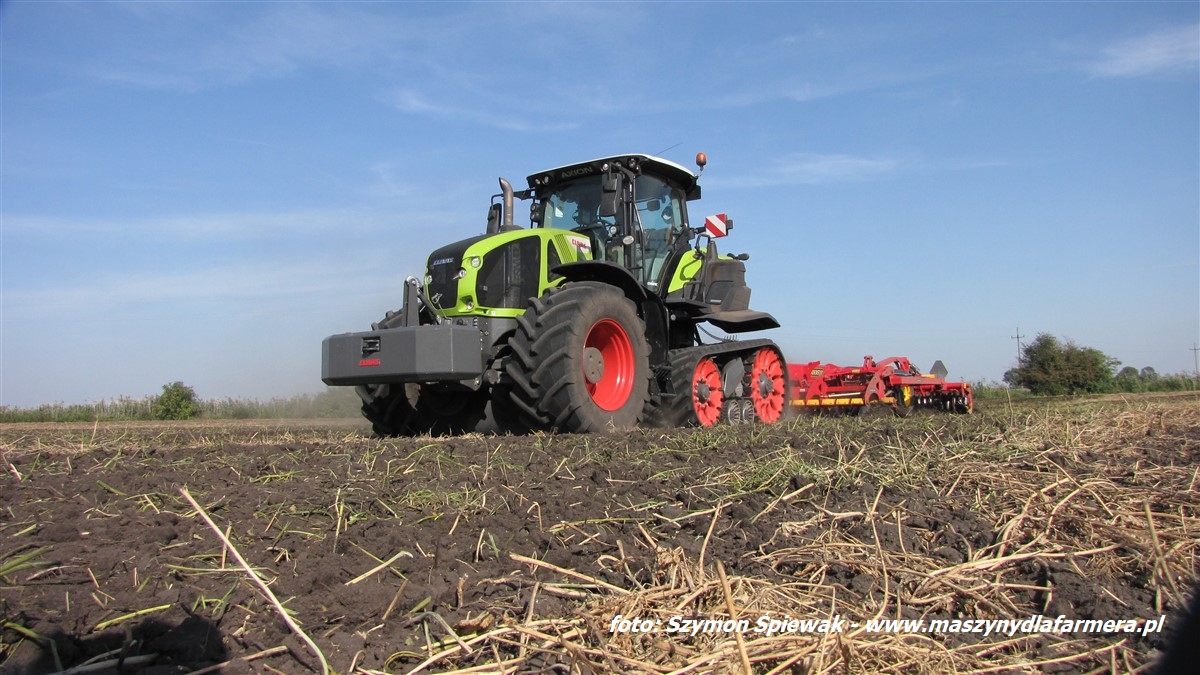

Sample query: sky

[2,1,1198,407]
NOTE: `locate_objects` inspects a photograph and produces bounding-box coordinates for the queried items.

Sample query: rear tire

[506,282,650,433]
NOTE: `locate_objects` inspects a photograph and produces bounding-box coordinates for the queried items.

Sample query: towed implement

[322,153,787,435]
[789,356,974,416]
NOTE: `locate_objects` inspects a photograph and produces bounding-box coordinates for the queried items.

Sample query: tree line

[0,382,364,423]
[1003,333,1197,396]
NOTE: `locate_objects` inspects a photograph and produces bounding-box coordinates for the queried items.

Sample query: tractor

[321,153,787,435]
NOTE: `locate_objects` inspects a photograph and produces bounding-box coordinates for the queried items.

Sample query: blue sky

[2,1,1197,407]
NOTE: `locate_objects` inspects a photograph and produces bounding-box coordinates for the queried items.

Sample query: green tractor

[321,153,787,435]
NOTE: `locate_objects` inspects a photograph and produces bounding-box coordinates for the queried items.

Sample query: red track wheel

[750,347,786,423]
[691,357,724,427]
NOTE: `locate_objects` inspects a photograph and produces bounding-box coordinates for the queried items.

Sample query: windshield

[540,175,614,231]
[538,173,686,289]
[634,175,685,290]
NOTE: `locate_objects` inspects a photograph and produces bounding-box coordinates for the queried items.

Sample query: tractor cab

[516,152,776,333]
[524,154,702,292]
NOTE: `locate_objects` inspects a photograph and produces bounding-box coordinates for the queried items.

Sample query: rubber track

[646,339,780,428]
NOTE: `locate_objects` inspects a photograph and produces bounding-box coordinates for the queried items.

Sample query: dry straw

[179,486,331,675]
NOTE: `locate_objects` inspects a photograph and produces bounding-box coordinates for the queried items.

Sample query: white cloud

[85,3,430,90]
[1084,24,1199,78]
[388,89,579,132]
[75,2,943,134]
[2,209,404,239]
[715,153,902,189]
[4,259,373,317]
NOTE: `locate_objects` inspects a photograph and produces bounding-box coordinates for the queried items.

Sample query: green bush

[151,382,200,420]
[1002,333,1198,396]
[1003,333,1118,395]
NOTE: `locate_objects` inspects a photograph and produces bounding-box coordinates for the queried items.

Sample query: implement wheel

[748,346,786,423]
[893,386,914,417]
[955,388,975,414]
[858,394,890,418]
[506,282,650,432]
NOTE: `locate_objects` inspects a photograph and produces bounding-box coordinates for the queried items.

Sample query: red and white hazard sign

[704,213,729,238]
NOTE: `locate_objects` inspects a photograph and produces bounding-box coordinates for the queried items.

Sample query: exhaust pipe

[499,177,515,230]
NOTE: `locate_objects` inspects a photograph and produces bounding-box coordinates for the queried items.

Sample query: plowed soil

[2,395,1197,674]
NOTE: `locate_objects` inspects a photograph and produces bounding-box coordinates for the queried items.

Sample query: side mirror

[486,203,502,234]
[599,172,621,218]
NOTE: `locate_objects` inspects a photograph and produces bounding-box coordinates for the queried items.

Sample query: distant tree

[1154,373,1198,392]
[1004,333,1119,395]
[1115,366,1141,392]
[1004,334,1067,395]
[1064,344,1118,393]
[152,381,199,420]
[1139,366,1159,383]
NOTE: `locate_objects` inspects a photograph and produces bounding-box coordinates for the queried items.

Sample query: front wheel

[357,383,418,437]
[506,282,650,433]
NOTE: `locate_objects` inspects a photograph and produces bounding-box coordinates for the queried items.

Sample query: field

[1,394,1197,674]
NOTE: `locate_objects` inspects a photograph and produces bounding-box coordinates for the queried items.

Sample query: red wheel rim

[583,318,635,411]
[693,358,723,427]
[751,348,785,423]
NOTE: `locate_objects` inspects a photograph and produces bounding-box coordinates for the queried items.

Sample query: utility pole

[1011,328,1025,364]
[1191,343,1199,385]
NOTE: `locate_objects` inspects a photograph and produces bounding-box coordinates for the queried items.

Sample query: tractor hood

[422,227,593,319]
[424,234,489,311]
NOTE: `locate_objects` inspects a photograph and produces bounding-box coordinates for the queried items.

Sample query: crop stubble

[0,394,1197,673]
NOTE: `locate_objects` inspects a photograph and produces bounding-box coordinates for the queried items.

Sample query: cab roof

[526,154,700,195]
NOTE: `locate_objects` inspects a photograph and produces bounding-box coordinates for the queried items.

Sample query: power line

[1011,328,1025,363]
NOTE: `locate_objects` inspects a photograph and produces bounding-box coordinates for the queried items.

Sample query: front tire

[506,282,650,433]
[357,383,418,437]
